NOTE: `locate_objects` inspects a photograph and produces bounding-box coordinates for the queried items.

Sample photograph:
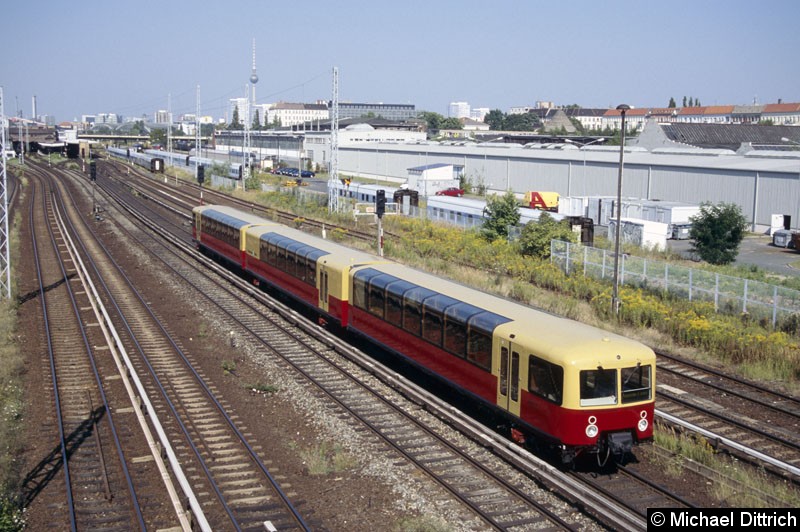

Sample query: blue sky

[2,0,799,122]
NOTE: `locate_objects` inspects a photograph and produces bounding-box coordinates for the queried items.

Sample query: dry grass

[0,207,24,529]
[654,425,800,507]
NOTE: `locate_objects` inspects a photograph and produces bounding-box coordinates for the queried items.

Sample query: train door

[496,338,522,417]
[318,262,329,312]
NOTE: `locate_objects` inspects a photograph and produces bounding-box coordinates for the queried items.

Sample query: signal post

[376,189,385,257]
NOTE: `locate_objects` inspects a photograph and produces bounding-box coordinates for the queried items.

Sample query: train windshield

[621,364,652,404]
[579,368,617,406]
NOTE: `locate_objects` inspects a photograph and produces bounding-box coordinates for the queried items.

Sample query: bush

[689,202,749,265]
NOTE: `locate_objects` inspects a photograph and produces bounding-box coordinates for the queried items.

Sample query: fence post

[621,254,626,287]
[772,285,778,328]
[565,241,571,275]
[714,273,719,312]
[689,270,693,301]
[664,263,669,293]
[583,245,588,276]
[743,279,748,314]
[602,250,607,279]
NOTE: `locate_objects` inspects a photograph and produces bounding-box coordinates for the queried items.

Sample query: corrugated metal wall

[339,145,800,230]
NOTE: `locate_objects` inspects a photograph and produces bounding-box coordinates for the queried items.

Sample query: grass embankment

[0,175,25,528]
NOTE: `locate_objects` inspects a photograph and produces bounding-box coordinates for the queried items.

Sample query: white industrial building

[334,140,800,232]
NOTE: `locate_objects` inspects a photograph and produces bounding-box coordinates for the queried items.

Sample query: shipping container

[608,217,670,251]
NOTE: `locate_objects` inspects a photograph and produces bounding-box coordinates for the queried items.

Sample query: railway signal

[197,165,205,205]
[376,189,386,257]
[376,189,386,218]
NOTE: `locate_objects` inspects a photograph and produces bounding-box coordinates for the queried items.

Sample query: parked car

[436,187,465,197]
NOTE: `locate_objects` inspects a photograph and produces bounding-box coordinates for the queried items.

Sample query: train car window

[465,312,510,371]
[276,245,287,273]
[443,303,483,358]
[270,235,293,273]
[384,280,409,324]
[621,364,652,403]
[528,356,564,405]
[353,268,384,312]
[286,242,305,278]
[421,294,457,346]
[304,249,327,287]
[385,279,414,328]
[367,274,396,318]
[259,239,269,263]
[422,308,443,345]
[510,351,520,401]
[402,286,437,337]
[579,369,617,406]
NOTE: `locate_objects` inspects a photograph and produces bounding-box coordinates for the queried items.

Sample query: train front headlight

[585,423,599,438]
[638,410,648,432]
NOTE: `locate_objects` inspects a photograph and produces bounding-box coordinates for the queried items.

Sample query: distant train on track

[107,146,165,173]
[107,146,243,180]
[192,204,655,464]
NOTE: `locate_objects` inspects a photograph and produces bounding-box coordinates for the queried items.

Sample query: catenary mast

[327,67,339,213]
[0,87,11,298]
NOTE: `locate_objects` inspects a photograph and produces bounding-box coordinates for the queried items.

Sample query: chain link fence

[551,240,800,327]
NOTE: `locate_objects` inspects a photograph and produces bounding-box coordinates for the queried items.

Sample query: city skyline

[2,0,799,123]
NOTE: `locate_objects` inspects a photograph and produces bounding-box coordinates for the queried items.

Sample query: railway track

[93,156,698,529]
[100,155,382,244]
[654,351,800,483]
[53,154,799,523]
[25,161,311,530]
[96,161,592,530]
[25,166,166,530]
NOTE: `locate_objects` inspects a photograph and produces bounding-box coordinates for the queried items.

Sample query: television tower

[243,38,257,185]
[250,38,258,103]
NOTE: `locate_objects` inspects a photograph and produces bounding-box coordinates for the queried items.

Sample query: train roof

[244,224,381,266]
[194,204,277,227]
[196,204,652,365]
[360,262,654,365]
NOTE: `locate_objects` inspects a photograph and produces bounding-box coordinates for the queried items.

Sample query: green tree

[484,109,505,130]
[502,112,540,131]
[131,120,146,135]
[689,202,749,265]
[229,106,243,130]
[252,109,262,130]
[668,97,676,108]
[418,111,445,132]
[682,96,687,107]
[440,117,463,129]
[518,212,578,259]
[481,191,520,241]
[568,117,586,134]
[149,127,167,146]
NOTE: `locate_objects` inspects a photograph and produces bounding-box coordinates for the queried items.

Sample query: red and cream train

[193,205,655,463]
